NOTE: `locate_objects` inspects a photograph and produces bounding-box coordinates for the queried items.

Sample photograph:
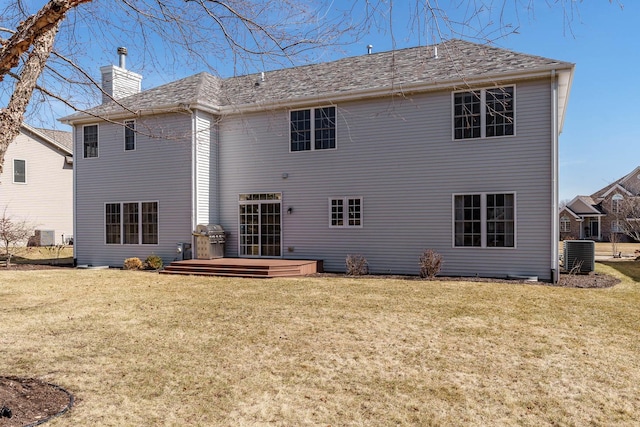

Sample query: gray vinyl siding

[219,78,555,280]
[74,113,194,267]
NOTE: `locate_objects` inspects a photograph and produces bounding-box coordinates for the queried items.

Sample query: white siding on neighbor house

[218,78,555,280]
[0,130,72,244]
[74,113,194,267]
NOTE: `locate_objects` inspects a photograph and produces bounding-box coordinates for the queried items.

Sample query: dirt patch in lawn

[0,377,73,427]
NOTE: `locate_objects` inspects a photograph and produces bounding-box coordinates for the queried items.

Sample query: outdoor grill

[194,224,226,259]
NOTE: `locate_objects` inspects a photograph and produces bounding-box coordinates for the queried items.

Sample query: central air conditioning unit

[34,229,55,246]
[563,240,595,273]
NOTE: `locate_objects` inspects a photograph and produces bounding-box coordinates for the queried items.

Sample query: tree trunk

[0,0,90,81]
[0,21,62,175]
[0,0,90,175]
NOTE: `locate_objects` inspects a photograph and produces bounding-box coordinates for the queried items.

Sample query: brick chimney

[100,47,142,104]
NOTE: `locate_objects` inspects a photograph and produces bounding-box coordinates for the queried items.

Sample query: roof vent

[117,47,127,69]
[367,44,373,55]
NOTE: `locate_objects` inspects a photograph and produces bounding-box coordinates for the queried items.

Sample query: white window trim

[12,158,27,184]
[124,120,136,152]
[560,216,571,233]
[328,196,363,228]
[83,124,99,159]
[451,192,517,249]
[289,105,338,153]
[104,200,159,245]
[451,85,516,140]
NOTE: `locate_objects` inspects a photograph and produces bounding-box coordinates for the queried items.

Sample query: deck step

[160,258,321,278]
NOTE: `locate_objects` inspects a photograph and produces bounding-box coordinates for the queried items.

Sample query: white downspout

[72,126,77,265]
[191,109,197,257]
[551,70,559,282]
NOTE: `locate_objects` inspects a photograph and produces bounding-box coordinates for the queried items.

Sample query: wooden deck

[160,258,322,278]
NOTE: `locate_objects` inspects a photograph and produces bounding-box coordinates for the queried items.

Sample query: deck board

[160,258,322,278]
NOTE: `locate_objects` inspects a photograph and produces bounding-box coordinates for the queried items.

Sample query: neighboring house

[0,124,73,245]
[62,39,574,281]
[560,166,640,242]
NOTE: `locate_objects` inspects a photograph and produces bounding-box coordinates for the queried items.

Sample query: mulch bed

[0,377,73,427]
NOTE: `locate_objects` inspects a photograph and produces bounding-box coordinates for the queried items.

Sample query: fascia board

[60,104,193,125]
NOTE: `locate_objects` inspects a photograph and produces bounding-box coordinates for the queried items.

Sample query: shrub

[144,254,163,270]
[346,254,368,276]
[419,249,443,279]
[123,257,144,270]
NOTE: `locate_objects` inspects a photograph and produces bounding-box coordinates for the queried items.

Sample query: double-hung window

[83,124,98,158]
[124,120,136,151]
[105,201,158,245]
[454,193,515,247]
[611,194,623,214]
[560,216,571,233]
[290,106,336,151]
[330,197,362,228]
[13,159,26,183]
[454,86,514,139]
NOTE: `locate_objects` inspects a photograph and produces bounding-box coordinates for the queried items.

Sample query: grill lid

[195,224,225,235]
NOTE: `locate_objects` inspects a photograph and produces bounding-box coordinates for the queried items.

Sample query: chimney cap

[117,47,128,56]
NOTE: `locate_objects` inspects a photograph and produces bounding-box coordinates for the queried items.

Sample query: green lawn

[1,263,639,426]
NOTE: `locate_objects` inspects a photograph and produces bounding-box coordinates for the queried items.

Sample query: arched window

[612,194,623,214]
[560,216,570,233]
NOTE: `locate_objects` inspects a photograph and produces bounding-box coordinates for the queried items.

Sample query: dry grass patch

[1,266,639,425]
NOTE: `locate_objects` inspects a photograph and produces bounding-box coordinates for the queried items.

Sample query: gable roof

[565,195,604,216]
[20,124,73,156]
[590,166,640,199]
[62,39,574,125]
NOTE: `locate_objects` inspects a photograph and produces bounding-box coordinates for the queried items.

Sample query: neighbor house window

[611,220,622,233]
[290,106,336,151]
[83,124,98,158]
[560,216,571,233]
[454,86,514,139]
[330,197,362,228]
[454,193,515,247]
[105,201,158,245]
[612,194,623,214]
[124,120,136,151]
[13,159,26,183]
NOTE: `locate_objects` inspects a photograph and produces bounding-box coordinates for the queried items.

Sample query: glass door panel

[238,194,282,257]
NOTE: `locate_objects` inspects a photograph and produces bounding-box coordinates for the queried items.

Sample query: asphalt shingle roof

[34,127,73,151]
[67,39,573,119]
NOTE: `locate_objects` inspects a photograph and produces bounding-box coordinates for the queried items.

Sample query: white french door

[238,193,282,257]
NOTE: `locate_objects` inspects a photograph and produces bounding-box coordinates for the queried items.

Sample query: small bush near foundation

[123,257,144,270]
[145,254,163,270]
[346,254,368,276]
[419,249,443,279]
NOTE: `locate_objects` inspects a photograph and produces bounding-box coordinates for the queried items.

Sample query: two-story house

[560,166,640,242]
[0,124,73,245]
[62,39,574,281]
